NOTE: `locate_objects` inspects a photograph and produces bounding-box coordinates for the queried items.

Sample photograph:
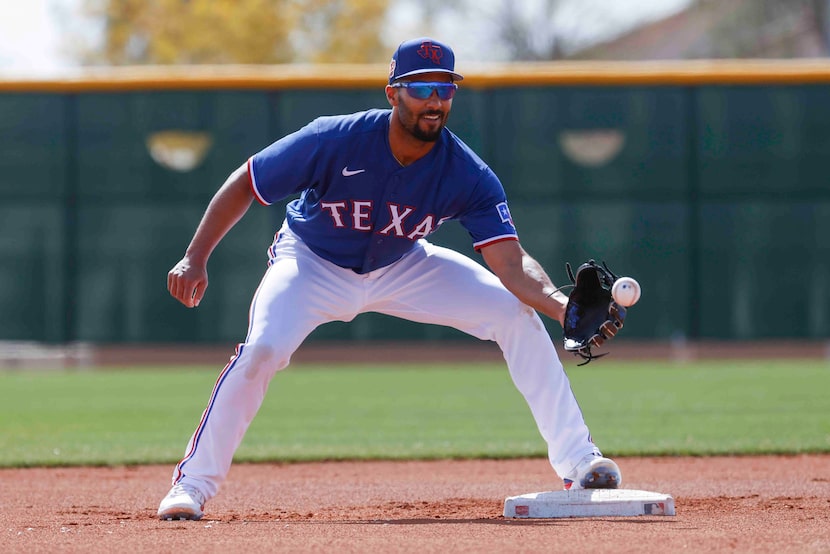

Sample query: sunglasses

[391,81,458,100]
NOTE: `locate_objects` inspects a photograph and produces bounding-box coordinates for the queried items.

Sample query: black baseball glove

[561,259,626,365]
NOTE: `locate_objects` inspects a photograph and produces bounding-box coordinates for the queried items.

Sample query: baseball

[611,277,641,307]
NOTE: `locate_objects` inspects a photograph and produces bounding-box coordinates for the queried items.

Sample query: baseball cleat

[157,483,206,520]
[563,453,622,490]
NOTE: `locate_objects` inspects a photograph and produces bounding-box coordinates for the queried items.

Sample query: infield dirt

[2,455,828,553]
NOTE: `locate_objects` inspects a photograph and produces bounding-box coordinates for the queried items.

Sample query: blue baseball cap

[388,37,464,85]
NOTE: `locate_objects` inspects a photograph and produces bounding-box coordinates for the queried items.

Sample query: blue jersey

[248,109,517,273]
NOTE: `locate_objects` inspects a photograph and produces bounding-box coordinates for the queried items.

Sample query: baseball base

[504,489,675,518]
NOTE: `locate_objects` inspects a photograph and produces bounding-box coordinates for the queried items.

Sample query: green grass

[0,360,828,467]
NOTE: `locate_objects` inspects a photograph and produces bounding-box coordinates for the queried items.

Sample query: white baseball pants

[171,223,600,499]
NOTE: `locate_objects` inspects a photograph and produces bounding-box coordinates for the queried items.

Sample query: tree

[74,0,391,65]
[411,0,629,62]
[488,0,566,61]
[295,0,390,63]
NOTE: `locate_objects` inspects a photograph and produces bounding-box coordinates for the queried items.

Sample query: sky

[0,0,693,73]
[0,0,69,72]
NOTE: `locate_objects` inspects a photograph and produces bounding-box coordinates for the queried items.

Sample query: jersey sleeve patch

[496,202,513,225]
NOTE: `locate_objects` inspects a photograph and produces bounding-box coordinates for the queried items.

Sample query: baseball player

[158,37,621,521]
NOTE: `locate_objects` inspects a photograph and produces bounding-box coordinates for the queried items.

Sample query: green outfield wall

[1,61,828,344]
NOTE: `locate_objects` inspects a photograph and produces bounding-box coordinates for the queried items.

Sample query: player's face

[390,73,454,143]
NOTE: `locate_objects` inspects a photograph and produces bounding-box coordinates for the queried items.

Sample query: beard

[412,125,442,142]
[397,101,447,142]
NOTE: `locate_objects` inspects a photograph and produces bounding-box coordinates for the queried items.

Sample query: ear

[385,85,398,107]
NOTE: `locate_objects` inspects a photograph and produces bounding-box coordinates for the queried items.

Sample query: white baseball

[611,277,641,307]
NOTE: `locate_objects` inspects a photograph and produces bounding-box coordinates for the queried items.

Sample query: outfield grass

[0,360,828,467]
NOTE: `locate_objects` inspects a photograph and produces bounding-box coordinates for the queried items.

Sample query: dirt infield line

[2,339,828,369]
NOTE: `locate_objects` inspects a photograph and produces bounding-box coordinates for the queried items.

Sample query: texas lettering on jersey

[321,201,451,240]
[248,109,518,273]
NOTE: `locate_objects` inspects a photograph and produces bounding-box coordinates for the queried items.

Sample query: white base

[504,489,675,518]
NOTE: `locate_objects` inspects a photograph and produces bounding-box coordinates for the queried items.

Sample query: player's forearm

[506,256,568,325]
[482,241,567,325]
[185,164,254,264]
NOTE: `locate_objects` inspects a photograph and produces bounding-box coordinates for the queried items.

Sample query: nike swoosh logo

[342,166,366,177]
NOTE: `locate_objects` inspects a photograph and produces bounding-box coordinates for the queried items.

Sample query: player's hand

[167,256,208,308]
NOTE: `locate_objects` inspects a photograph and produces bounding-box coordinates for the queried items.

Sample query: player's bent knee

[240,342,291,380]
[508,298,546,331]
[483,297,548,343]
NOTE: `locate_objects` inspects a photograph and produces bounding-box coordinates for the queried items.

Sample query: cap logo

[417,41,443,65]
